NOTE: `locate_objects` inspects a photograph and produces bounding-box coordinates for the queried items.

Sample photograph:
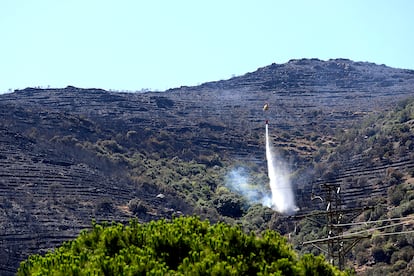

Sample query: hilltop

[1,58,414,274]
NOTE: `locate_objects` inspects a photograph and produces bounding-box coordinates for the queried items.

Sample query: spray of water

[265,124,297,214]
[224,124,297,214]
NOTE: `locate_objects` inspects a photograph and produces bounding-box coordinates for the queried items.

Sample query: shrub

[391,260,407,272]
[95,198,114,214]
[128,198,149,215]
[214,193,246,217]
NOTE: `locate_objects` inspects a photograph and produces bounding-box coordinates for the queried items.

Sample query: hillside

[1,58,414,274]
[291,97,414,274]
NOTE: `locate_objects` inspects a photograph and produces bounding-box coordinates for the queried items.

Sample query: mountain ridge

[1,58,414,274]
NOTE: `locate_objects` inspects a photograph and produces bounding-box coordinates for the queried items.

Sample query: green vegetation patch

[18,216,346,275]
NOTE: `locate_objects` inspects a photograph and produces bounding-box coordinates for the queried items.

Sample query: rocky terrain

[1,58,414,274]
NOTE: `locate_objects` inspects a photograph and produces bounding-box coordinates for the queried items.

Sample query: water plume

[265,124,297,215]
[223,125,297,214]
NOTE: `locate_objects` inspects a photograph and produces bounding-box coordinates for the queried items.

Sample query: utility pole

[294,182,372,270]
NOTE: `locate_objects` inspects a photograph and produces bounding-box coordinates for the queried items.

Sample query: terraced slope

[1,58,414,274]
[0,105,192,274]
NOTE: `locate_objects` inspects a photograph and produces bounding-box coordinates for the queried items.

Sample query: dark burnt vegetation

[1,59,414,274]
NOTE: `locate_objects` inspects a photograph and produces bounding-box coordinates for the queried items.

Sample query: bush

[391,260,407,272]
[214,193,246,217]
[372,246,389,263]
[128,198,149,215]
[18,216,347,275]
[95,198,114,214]
[388,185,404,206]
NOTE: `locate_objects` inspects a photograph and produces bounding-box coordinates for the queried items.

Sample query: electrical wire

[342,221,409,237]
[333,214,414,227]
[303,219,413,245]
[373,230,414,237]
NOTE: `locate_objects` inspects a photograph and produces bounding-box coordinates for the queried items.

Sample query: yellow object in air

[263,103,269,111]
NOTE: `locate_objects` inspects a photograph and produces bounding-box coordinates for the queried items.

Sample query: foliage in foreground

[18,216,347,275]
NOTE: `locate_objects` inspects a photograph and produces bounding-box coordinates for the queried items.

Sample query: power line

[305,220,411,244]
[297,182,371,270]
[303,224,414,245]
[297,180,414,270]
[303,234,371,245]
[342,221,410,237]
[332,215,414,227]
[373,230,414,237]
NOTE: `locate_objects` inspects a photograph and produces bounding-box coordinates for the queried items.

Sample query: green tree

[18,216,348,275]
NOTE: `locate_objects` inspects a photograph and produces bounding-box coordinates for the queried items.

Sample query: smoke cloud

[225,167,268,205]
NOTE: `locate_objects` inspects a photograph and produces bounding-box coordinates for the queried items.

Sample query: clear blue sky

[1,0,413,93]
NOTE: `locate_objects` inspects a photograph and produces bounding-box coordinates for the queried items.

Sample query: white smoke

[225,167,267,204]
[265,124,297,215]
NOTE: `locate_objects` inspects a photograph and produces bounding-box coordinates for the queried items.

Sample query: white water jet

[265,124,297,214]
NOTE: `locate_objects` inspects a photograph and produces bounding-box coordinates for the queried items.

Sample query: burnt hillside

[1,58,414,274]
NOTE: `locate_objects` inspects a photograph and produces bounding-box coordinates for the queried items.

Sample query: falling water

[265,124,297,214]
